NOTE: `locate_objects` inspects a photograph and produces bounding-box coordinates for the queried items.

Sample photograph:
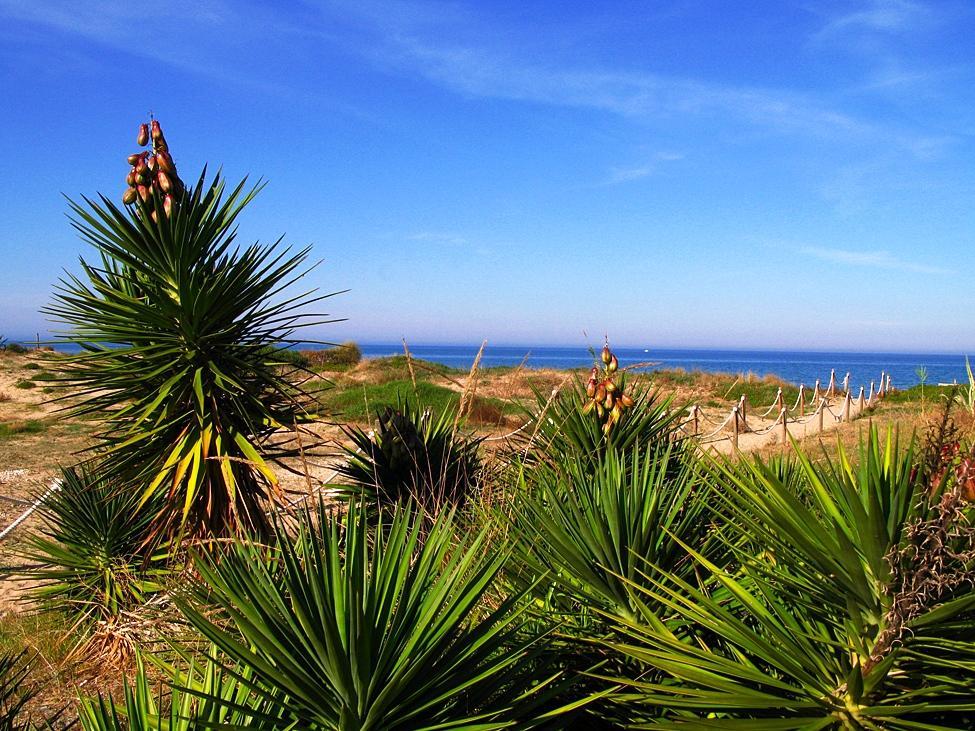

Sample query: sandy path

[691,394,871,454]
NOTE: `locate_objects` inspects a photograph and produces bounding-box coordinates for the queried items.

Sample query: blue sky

[0,1,972,352]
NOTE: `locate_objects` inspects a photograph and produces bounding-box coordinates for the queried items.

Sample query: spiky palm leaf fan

[178,501,578,729]
[598,429,975,727]
[44,122,332,537]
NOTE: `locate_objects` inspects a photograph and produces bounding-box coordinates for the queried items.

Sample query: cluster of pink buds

[122,120,183,221]
[582,342,634,434]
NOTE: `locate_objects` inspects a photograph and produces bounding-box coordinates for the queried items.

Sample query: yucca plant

[335,400,483,510]
[598,429,975,727]
[45,128,329,537]
[78,653,291,729]
[179,501,574,730]
[504,444,706,623]
[25,466,170,647]
[517,374,679,468]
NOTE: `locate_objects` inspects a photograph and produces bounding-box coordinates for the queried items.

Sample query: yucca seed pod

[154,138,168,153]
[611,403,622,421]
[127,153,141,165]
[157,171,172,192]
[603,422,613,435]
[137,185,149,202]
[149,209,158,223]
[137,123,149,146]
[620,394,635,408]
[608,355,619,373]
[122,187,138,205]
[605,380,616,393]
[126,171,136,186]
[586,381,596,398]
[601,345,612,365]
[595,384,607,402]
[156,151,174,173]
[603,393,614,411]
[582,399,595,415]
[150,120,162,141]
[596,403,606,419]
[162,194,173,217]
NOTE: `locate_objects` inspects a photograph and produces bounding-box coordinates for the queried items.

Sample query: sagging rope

[0,478,61,543]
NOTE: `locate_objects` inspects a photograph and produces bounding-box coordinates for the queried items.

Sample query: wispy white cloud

[406,231,468,245]
[816,0,930,36]
[799,245,949,274]
[604,151,683,185]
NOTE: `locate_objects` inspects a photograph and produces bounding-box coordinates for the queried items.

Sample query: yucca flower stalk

[45,128,332,537]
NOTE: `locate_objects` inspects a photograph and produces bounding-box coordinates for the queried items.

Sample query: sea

[355,344,971,391]
[22,339,971,390]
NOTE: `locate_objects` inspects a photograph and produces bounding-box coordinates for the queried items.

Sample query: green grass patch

[14,379,36,389]
[31,371,58,382]
[22,362,41,371]
[357,356,468,383]
[0,420,47,438]
[881,384,959,405]
[320,379,513,425]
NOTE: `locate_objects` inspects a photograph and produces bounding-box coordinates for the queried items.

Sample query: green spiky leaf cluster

[597,429,975,727]
[45,170,330,537]
[178,501,574,729]
[336,400,483,510]
[518,375,679,467]
[25,466,170,636]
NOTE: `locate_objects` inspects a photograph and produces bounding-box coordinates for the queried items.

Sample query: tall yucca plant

[45,164,328,537]
[179,501,574,729]
[599,429,975,726]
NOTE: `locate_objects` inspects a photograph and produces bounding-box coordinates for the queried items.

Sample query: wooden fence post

[780,407,788,446]
[857,386,865,413]
[812,379,821,403]
[843,390,852,421]
[868,381,875,407]
[843,372,850,394]
[798,383,805,415]
[731,406,740,451]
[817,398,825,433]
[828,369,836,398]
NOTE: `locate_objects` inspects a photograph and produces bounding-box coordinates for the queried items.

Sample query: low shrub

[0,421,46,439]
[13,380,35,390]
[22,363,41,371]
[300,340,361,369]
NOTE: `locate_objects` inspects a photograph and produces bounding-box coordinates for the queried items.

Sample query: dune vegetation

[1,123,975,729]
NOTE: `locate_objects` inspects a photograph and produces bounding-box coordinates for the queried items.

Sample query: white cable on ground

[483,419,534,442]
[0,478,61,543]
